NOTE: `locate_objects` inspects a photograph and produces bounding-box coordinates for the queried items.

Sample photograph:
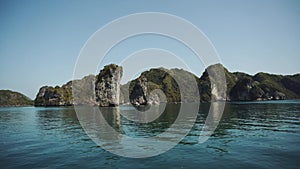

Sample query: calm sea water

[0,101,299,169]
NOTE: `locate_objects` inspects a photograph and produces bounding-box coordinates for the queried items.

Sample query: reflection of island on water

[33,103,231,143]
[35,101,300,154]
[99,107,121,132]
[97,104,180,138]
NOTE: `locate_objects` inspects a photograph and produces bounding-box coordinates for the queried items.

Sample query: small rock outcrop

[95,64,123,106]
[34,81,73,106]
[35,64,123,107]
[0,90,33,107]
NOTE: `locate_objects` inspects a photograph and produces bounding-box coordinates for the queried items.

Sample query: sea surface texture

[0,100,299,169]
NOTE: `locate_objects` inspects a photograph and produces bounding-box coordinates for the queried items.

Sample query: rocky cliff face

[34,63,300,106]
[128,68,199,105]
[199,64,300,101]
[198,64,230,101]
[72,75,96,105]
[0,90,33,107]
[129,75,149,105]
[95,64,123,106]
[35,64,123,107]
[34,81,73,106]
[229,77,264,101]
[128,64,285,104]
[198,64,233,101]
[228,72,299,101]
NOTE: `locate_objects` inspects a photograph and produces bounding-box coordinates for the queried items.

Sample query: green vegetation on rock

[34,64,123,107]
[127,68,200,105]
[34,63,300,107]
[34,83,73,107]
[0,90,33,107]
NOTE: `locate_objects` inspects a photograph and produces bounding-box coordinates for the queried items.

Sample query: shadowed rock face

[229,76,288,101]
[230,77,264,101]
[200,64,298,101]
[34,81,73,106]
[72,75,97,105]
[127,75,162,106]
[95,64,123,107]
[129,75,148,105]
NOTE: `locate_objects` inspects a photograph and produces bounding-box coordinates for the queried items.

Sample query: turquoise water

[0,101,299,168]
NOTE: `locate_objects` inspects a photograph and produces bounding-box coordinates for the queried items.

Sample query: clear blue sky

[0,0,299,99]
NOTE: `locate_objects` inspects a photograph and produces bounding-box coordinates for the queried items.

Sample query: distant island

[1,64,300,107]
[0,90,33,107]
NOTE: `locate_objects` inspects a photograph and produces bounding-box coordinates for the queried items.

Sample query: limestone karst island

[1,64,299,107]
